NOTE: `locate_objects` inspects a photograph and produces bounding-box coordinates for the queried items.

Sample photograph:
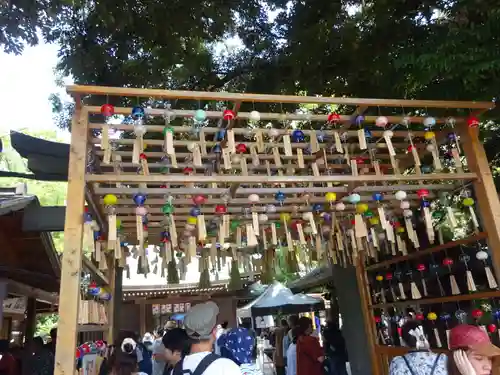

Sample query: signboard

[152,304,160,316]
[3,297,26,315]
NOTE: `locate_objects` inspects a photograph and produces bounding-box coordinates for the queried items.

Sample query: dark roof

[0,131,70,181]
[0,191,60,293]
[288,265,334,292]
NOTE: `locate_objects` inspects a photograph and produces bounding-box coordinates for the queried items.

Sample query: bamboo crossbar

[89,121,444,136]
[87,107,450,125]
[93,183,462,195]
[68,85,494,109]
[86,173,476,184]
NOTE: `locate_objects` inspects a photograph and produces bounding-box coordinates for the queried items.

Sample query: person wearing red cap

[449,324,500,375]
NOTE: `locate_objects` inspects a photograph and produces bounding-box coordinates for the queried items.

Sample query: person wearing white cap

[171,301,240,375]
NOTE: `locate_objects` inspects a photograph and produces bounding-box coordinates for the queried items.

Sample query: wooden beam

[106,257,116,343]
[459,123,500,282]
[139,302,146,336]
[86,173,477,184]
[5,279,58,305]
[371,290,500,309]
[356,254,380,375]
[82,256,109,286]
[54,104,88,375]
[365,232,488,271]
[67,85,494,109]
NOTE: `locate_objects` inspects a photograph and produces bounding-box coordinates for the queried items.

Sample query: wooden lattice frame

[54,85,500,375]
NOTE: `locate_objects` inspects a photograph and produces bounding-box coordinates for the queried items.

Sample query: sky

[0,42,72,142]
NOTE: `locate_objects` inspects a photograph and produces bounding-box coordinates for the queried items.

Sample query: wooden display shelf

[370,289,500,309]
[365,232,488,271]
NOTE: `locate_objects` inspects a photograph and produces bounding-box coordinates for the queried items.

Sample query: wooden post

[54,103,88,375]
[355,254,380,375]
[139,302,146,336]
[106,256,116,343]
[459,123,500,281]
[24,297,37,344]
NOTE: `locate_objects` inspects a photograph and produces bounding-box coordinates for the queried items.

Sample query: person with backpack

[172,301,240,375]
[162,328,190,375]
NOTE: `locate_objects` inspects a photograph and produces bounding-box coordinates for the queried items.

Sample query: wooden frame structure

[55,84,499,375]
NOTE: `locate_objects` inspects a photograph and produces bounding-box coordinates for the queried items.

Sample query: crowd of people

[99,305,347,375]
[1,304,496,375]
[0,327,57,375]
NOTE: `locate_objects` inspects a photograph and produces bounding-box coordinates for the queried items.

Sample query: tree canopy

[3,1,500,162]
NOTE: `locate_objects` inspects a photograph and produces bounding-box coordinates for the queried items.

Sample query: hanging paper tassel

[452,149,463,172]
[421,278,428,296]
[450,275,461,295]
[272,147,283,168]
[485,266,498,288]
[296,148,305,169]
[271,222,278,245]
[296,223,306,244]
[218,223,225,247]
[236,226,242,247]
[446,207,457,228]
[354,214,368,239]
[132,137,141,165]
[410,281,422,299]
[227,129,236,154]
[303,212,318,235]
[228,257,242,291]
[255,130,265,152]
[246,223,258,247]
[95,240,102,263]
[197,214,207,241]
[209,239,217,270]
[170,215,178,249]
[383,130,396,156]
[334,132,343,153]
[398,282,407,299]
[223,149,231,170]
[310,130,320,153]
[136,215,143,248]
[283,134,293,157]
[466,270,477,292]
[102,124,111,165]
[188,236,196,259]
[164,127,175,155]
[434,328,442,348]
[252,211,259,235]
[114,240,121,260]
[377,206,388,229]
[193,144,203,167]
[358,128,367,150]
[250,146,260,167]
[223,215,230,239]
[446,329,451,348]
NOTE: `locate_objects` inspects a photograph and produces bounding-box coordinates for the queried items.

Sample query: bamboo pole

[86,173,477,184]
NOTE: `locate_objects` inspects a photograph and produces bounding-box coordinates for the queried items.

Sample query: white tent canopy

[237,281,293,318]
[237,281,324,318]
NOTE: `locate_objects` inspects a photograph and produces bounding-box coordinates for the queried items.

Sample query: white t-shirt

[181,351,240,375]
[286,343,297,375]
[152,338,167,375]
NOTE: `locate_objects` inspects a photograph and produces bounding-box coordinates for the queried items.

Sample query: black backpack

[172,354,221,375]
